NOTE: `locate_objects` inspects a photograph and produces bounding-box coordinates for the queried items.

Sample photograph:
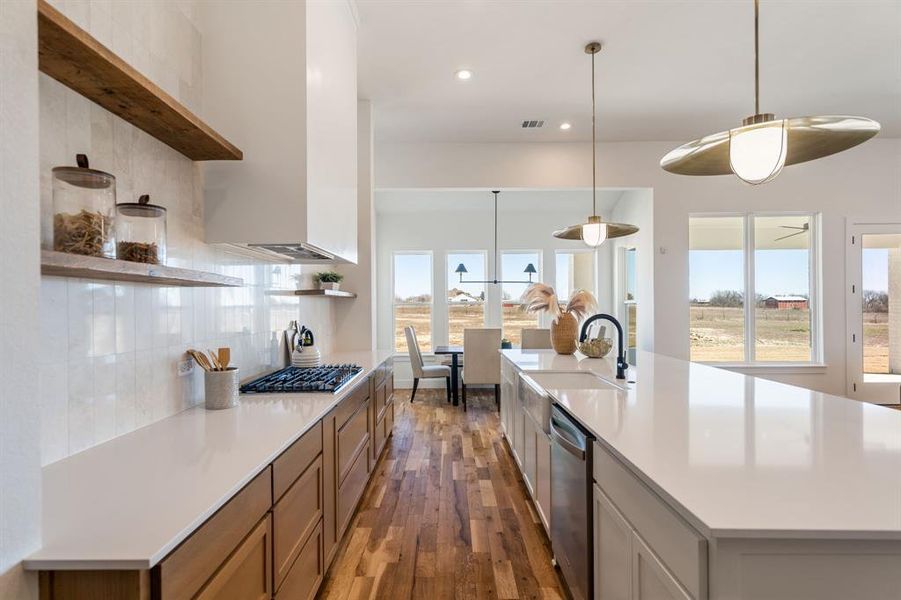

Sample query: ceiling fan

[774,222,809,242]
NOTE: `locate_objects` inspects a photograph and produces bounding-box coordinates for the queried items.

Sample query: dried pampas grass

[521,284,597,322]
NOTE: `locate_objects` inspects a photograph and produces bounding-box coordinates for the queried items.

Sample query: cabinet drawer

[335,378,369,430]
[273,421,322,502]
[157,467,271,599]
[276,521,323,600]
[593,443,707,599]
[337,398,370,485]
[196,514,272,600]
[274,456,323,590]
[337,442,370,535]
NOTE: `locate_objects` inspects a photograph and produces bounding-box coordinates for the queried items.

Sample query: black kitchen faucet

[579,313,628,380]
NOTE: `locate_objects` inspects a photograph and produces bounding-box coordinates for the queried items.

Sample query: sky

[863,248,889,292]
[689,249,809,300]
[394,252,540,301]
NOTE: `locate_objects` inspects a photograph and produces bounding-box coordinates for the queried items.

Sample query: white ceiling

[375,188,624,214]
[357,0,901,143]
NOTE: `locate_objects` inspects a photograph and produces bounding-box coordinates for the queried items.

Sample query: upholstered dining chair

[521,328,552,350]
[461,328,502,412]
[404,326,451,402]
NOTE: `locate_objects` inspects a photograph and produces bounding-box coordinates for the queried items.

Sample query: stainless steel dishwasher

[550,404,594,600]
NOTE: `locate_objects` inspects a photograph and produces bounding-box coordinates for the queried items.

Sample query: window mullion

[746,214,756,363]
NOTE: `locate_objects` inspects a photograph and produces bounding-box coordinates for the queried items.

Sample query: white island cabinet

[500,349,901,600]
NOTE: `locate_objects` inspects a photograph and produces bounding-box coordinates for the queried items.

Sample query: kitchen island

[501,349,901,600]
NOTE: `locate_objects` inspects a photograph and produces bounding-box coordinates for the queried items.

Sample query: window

[861,233,899,375]
[689,213,819,364]
[501,251,541,347]
[393,252,432,352]
[689,217,746,362]
[622,247,637,363]
[447,252,486,347]
[754,215,812,361]
[555,250,596,301]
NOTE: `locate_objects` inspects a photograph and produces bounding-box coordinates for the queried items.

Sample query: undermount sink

[527,371,624,391]
[519,371,624,435]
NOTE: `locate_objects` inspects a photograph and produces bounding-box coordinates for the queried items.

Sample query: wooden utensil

[217,347,230,370]
[187,349,211,371]
[207,349,223,371]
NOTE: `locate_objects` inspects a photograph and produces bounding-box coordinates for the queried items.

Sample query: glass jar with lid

[115,194,167,265]
[52,154,116,258]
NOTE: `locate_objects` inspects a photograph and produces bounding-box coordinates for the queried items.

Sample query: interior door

[846,220,901,404]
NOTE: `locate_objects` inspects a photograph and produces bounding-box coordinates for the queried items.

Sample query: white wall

[375,139,901,396]
[0,0,40,597]
[36,0,337,465]
[334,101,376,351]
[376,191,624,386]
[609,189,655,354]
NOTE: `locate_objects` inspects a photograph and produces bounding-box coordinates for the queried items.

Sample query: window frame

[391,250,434,353]
[620,246,638,361]
[689,211,823,367]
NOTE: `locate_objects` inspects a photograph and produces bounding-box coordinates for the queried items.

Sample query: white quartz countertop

[24,350,393,571]
[502,349,901,540]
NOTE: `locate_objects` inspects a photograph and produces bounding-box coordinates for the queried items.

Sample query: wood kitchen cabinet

[371,360,395,462]
[323,377,372,567]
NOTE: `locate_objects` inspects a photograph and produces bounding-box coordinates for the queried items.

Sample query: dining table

[433,345,463,406]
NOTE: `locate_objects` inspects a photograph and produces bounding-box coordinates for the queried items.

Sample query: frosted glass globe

[581,220,607,247]
[729,119,788,184]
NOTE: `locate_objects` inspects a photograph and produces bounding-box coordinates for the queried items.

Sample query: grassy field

[397,303,891,371]
[394,302,539,351]
[690,306,890,370]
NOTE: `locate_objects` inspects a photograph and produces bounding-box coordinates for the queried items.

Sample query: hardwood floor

[318,388,567,600]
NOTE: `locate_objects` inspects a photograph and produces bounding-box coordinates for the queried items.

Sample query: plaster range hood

[198,1,358,265]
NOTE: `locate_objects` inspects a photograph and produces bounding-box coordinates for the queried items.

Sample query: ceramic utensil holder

[205,368,239,410]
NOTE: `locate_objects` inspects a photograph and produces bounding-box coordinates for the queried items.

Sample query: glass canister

[52,154,116,258]
[115,194,167,265]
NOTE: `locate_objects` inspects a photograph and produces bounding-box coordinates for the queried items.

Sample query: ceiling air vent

[521,120,545,129]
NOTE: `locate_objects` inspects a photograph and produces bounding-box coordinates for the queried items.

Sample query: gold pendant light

[554,42,638,246]
[660,0,880,184]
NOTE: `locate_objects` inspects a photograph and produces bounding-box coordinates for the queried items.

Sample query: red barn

[764,295,808,310]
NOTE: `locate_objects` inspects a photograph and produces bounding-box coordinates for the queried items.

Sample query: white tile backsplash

[38,0,336,465]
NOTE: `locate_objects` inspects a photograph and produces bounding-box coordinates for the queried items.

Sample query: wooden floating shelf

[269,289,357,298]
[41,251,244,288]
[37,0,242,161]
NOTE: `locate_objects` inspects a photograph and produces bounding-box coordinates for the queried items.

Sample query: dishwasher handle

[550,418,587,460]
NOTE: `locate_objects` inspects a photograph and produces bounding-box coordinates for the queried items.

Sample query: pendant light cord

[754,0,760,115]
[591,47,597,217]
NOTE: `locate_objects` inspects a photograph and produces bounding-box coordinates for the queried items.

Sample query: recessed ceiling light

[560,122,572,130]
[455,69,473,81]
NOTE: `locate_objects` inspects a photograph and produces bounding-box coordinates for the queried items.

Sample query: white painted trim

[708,363,828,375]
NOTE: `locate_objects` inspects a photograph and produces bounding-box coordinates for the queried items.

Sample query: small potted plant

[316,271,344,291]
[501,338,513,350]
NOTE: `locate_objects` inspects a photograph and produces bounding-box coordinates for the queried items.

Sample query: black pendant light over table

[455,191,537,285]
